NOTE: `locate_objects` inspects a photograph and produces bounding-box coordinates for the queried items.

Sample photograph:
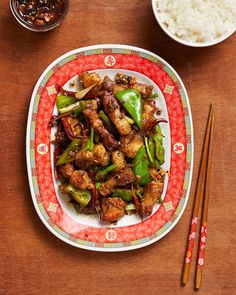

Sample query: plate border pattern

[26,44,194,252]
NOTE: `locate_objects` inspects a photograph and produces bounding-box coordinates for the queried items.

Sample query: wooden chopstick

[182,104,214,285]
[195,106,214,289]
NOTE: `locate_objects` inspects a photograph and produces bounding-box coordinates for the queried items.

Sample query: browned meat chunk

[99,168,135,196]
[83,99,99,110]
[142,100,161,131]
[140,179,164,216]
[54,124,70,149]
[76,149,94,169]
[59,163,74,179]
[101,197,126,223]
[114,74,152,98]
[104,74,136,94]
[111,150,125,172]
[114,167,135,186]
[112,84,128,94]
[83,108,119,151]
[70,170,94,190]
[93,144,110,166]
[133,83,153,98]
[79,72,102,96]
[149,168,165,182]
[115,73,136,85]
[102,76,115,91]
[80,72,102,88]
[76,143,109,169]
[120,131,144,158]
[102,91,132,136]
[99,178,117,196]
[58,184,67,195]
[75,150,94,169]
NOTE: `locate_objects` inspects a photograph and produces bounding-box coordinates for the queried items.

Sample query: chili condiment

[14,0,67,27]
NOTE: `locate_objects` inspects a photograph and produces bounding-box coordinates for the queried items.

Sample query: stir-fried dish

[50,72,168,223]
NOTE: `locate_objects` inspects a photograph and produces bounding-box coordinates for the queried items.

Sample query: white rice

[155,0,236,43]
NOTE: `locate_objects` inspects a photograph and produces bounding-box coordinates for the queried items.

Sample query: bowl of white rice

[152,0,236,47]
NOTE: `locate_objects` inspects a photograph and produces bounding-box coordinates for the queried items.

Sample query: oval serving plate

[26,44,193,251]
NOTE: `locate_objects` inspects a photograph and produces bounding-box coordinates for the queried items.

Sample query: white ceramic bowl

[151,0,236,47]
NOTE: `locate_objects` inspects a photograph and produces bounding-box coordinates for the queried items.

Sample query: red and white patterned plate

[26,45,193,251]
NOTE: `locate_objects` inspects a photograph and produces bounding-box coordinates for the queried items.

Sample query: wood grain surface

[0,1,236,294]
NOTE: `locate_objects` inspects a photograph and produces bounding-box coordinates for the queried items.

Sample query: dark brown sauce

[15,0,67,27]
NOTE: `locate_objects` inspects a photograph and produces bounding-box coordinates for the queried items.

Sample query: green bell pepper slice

[99,110,116,134]
[132,146,151,186]
[125,203,136,211]
[156,125,163,143]
[95,163,117,181]
[136,190,143,199]
[115,89,143,129]
[153,159,160,170]
[56,95,77,111]
[89,128,94,151]
[95,182,101,189]
[56,138,80,166]
[58,99,94,115]
[79,128,94,153]
[155,142,165,165]
[64,184,91,207]
[148,136,155,162]
[150,93,158,99]
[71,200,80,213]
[111,189,132,202]
[145,137,154,163]
[153,125,165,165]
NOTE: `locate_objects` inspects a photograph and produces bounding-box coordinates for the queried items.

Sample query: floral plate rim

[26,44,194,252]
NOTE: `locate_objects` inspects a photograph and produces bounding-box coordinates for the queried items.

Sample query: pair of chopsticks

[182,103,214,289]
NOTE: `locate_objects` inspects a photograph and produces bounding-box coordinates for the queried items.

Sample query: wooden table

[1,1,235,294]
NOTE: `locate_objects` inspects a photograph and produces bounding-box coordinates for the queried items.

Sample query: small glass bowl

[9,0,69,32]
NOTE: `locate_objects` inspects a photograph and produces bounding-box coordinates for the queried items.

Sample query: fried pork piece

[93,144,110,165]
[142,100,161,131]
[79,72,102,96]
[76,149,93,169]
[112,84,128,94]
[59,163,74,179]
[140,178,164,216]
[54,124,70,149]
[115,167,135,186]
[149,168,165,182]
[111,150,125,172]
[76,143,110,169]
[102,76,115,92]
[101,197,126,223]
[115,73,136,85]
[83,108,119,151]
[70,170,94,190]
[114,73,153,98]
[102,91,132,136]
[99,167,135,196]
[99,178,117,196]
[84,99,99,110]
[132,83,153,98]
[120,130,144,158]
